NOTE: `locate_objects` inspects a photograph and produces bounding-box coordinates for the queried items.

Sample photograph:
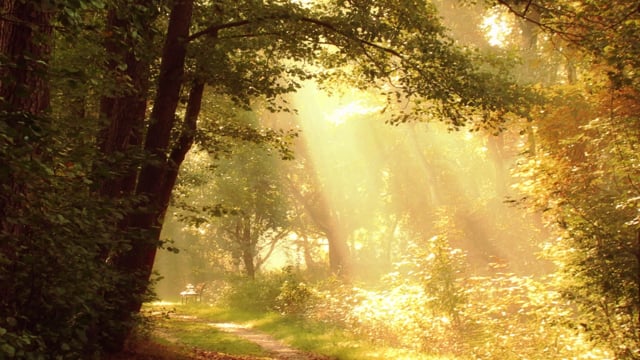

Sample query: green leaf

[1,344,15,357]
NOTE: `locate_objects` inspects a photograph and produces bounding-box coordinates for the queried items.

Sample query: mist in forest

[154,89,549,299]
[153,2,551,300]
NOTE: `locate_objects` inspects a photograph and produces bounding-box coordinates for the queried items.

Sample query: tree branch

[187,12,403,60]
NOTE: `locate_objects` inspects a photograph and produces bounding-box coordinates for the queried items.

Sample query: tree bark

[0,0,52,115]
[98,8,149,197]
[96,7,152,264]
[101,0,195,352]
[0,0,53,236]
[116,0,194,288]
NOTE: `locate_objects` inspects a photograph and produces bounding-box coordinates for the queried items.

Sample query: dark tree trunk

[161,80,204,212]
[243,248,256,279]
[238,219,257,279]
[97,7,151,263]
[98,8,149,197]
[116,0,194,292]
[0,0,52,115]
[0,0,53,235]
[100,0,195,352]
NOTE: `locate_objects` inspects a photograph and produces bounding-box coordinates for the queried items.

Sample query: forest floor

[109,313,333,360]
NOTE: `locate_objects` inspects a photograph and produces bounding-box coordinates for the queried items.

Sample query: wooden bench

[180,282,206,304]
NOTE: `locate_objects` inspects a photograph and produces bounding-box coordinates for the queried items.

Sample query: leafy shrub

[0,112,149,358]
[0,325,46,360]
[307,234,612,359]
[275,280,316,316]
[221,267,311,313]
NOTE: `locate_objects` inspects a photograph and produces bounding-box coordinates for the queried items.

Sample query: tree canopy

[4,0,640,358]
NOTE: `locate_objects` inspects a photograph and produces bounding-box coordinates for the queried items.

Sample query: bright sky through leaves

[481,9,513,47]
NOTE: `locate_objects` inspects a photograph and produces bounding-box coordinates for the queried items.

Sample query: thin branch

[295,16,404,59]
[495,0,582,41]
[187,12,404,60]
[522,0,533,17]
[187,19,251,42]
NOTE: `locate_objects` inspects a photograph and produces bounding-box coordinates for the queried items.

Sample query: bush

[221,267,311,314]
[307,238,611,358]
[275,280,316,316]
[0,112,149,358]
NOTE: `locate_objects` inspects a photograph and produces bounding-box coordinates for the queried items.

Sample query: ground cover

[137,302,452,360]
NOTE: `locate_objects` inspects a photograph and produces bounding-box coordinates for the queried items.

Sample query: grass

[247,312,452,360]
[147,304,269,358]
[144,302,454,360]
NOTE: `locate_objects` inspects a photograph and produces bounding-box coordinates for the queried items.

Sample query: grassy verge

[145,302,454,360]
[145,302,270,358]
[249,312,453,360]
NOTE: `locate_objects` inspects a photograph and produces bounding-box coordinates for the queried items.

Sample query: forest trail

[166,315,332,360]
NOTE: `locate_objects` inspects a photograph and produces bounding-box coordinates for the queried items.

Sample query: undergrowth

[147,263,614,359]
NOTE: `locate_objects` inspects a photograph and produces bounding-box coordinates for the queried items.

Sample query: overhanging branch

[186,12,404,60]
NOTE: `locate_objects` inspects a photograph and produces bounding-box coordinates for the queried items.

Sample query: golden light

[290,0,314,8]
[324,100,384,126]
[481,9,513,47]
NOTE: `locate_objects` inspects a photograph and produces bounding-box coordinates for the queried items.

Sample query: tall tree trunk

[287,145,352,276]
[102,0,195,352]
[306,192,351,276]
[487,133,508,196]
[0,1,54,351]
[0,0,52,115]
[0,0,53,237]
[117,0,194,294]
[243,248,256,279]
[98,9,149,196]
[97,7,151,262]
[239,218,257,279]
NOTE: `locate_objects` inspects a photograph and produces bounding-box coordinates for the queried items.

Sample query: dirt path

[209,322,325,360]
[168,315,332,360]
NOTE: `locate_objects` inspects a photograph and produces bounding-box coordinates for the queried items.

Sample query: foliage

[0,110,134,358]
[462,274,609,359]
[174,113,294,278]
[494,0,640,90]
[274,279,316,317]
[0,0,543,356]
[220,267,310,313]
[309,263,610,358]
[186,0,534,128]
[513,82,640,358]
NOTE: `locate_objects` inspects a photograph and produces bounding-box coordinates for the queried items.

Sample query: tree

[0,1,140,357]
[493,0,640,89]
[492,0,640,356]
[176,112,294,279]
[212,147,291,279]
[0,0,53,235]
[2,0,534,354]
[103,0,532,342]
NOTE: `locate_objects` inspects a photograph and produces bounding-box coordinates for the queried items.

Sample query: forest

[1,0,639,359]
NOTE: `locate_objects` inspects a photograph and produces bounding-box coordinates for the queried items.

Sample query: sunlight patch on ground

[211,322,249,329]
[149,300,178,306]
